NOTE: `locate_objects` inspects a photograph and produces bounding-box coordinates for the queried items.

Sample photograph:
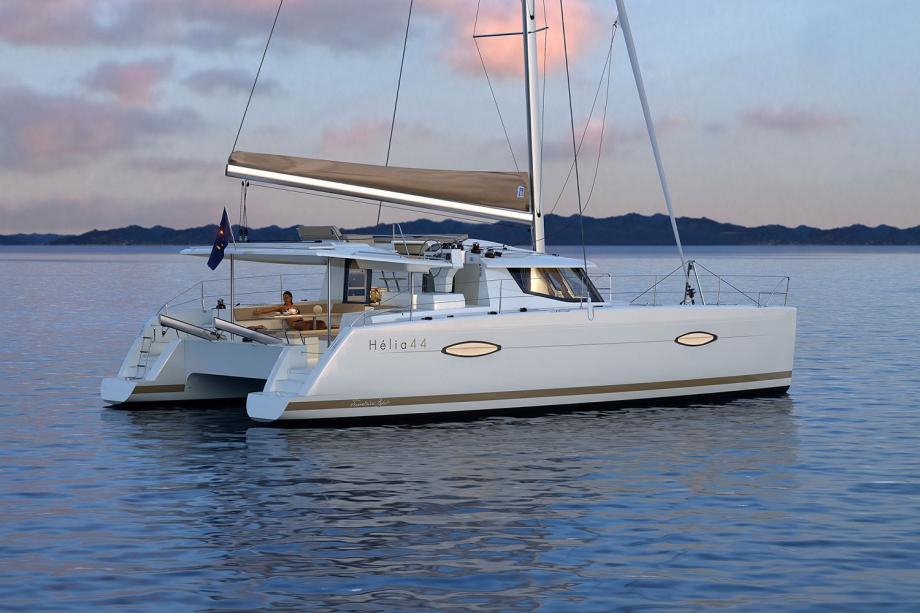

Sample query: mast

[521,0,545,252]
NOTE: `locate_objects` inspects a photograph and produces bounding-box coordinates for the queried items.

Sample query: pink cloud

[0,0,97,46]
[0,87,199,170]
[743,107,853,133]
[429,0,602,79]
[320,118,432,156]
[84,59,173,107]
[656,113,694,133]
[321,119,391,152]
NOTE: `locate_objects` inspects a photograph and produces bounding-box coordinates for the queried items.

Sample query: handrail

[622,264,790,307]
[157,260,792,340]
[213,318,283,345]
[159,314,221,341]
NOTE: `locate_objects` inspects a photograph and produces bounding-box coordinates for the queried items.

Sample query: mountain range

[2,214,918,246]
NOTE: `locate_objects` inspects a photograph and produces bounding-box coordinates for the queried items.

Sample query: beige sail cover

[228,151,531,213]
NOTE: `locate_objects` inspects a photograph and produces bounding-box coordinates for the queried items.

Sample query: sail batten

[226,151,532,223]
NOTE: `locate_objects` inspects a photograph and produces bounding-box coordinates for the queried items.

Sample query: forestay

[226,151,532,223]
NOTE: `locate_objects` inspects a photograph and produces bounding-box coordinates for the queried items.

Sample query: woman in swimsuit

[247,291,300,332]
[251,291,327,331]
[253,290,299,316]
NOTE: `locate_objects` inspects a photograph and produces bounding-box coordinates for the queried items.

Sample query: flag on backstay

[207,208,234,270]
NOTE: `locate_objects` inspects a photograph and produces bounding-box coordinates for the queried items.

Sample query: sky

[1,0,918,234]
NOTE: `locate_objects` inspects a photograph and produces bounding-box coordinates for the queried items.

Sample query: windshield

[509,268,602,302]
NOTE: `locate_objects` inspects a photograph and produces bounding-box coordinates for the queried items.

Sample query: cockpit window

[509,268,602,302]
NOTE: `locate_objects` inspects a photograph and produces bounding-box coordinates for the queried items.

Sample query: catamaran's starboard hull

[248,305,796,422]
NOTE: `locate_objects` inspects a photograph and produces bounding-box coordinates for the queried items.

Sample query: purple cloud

[0,87,200,170]
[183,68,279,95]
[743,107,853,133]
[0,1,415,52]
[131,156,221,175]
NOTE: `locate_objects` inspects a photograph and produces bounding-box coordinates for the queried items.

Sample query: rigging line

[539,20,617,244]
[538,24,616,245]
[559,0,589,278]
[239,181,244,229]
[473,0,520,172]
[238,180,250,242]
[473,27,547,39]
[375,0,414,227]
[581,27,614,210]
[242,181,250,241]
[547,21,617,215]
[231,0,283,153]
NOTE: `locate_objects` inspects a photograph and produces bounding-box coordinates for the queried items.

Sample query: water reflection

[98,396,797,609]
[6,245,920,610]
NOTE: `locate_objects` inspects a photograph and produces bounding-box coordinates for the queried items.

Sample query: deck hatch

[675,331,718,347]
[442,341,501,358]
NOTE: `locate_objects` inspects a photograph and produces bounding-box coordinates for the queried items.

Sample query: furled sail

[226,151,532,223]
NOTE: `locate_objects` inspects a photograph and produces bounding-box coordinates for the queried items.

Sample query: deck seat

[233,301,370,322]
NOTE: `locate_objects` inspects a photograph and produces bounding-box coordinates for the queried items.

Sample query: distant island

[2,213,918,246]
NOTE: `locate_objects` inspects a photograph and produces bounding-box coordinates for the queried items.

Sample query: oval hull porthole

[442,341,501,358]
[675,331,718,347]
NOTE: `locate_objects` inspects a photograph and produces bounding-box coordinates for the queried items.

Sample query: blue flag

[207,208,233,270]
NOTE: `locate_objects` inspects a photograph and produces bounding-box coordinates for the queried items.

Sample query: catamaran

[102,0,795,423]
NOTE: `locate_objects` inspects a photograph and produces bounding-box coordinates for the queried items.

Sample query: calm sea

[1,245,918,611]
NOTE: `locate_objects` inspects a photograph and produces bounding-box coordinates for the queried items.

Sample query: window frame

[508,267,603,303]
[342,259,372,304]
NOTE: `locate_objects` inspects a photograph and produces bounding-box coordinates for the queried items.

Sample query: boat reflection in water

[104,395,797,608]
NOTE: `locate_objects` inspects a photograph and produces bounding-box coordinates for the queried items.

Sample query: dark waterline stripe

[133,384,186,394]
[286,371,793,411]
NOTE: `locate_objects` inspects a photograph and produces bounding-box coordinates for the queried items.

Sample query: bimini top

[226,150,532,224]
[180,241,455,273]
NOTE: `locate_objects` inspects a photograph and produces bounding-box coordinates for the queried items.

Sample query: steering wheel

[421,239,443,258]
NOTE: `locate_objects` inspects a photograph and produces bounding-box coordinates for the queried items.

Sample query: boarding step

[139,345,166,357]
[273,378,305,394]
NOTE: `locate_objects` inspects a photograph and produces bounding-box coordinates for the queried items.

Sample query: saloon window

[509,267,602,302]
[343,259,371,303]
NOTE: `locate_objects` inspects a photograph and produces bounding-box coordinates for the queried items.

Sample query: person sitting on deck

[253,290,299,317]
[249,292,327,332]
[247,291,300,331]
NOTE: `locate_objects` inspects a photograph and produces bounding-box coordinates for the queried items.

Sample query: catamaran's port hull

[101,374,267,405]
[248,305,796,422]
[101,334,282,405]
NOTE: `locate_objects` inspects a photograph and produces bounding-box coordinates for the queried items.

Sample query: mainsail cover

[226,151,532,223]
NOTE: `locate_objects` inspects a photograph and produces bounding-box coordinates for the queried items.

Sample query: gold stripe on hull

[285,371,792,412]
[133,384,186,394]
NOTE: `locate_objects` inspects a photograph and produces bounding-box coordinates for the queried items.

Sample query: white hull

[102,2,797,426]
[105,304,794,423]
